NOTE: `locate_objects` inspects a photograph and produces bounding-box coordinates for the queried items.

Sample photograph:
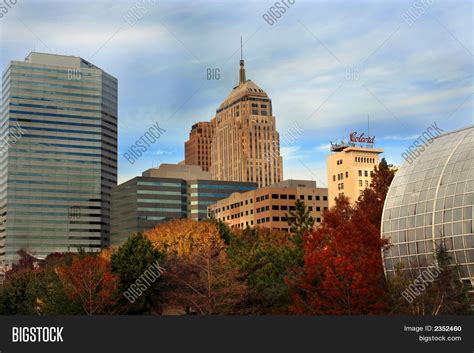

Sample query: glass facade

[382,126,474,287]
[0,53,117,265]
[111,177,257,245]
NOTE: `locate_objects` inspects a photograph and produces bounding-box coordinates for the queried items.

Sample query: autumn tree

[145,219,247,315]
[110,233,164,314]
[227,227,298,313]
[357,158,395,229]
[57,254,120,315]
[288,159,395,315]
[25,253,84,315]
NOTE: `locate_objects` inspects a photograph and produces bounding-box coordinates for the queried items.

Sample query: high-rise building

[326,135,383,207]
[208,180,328,232]
[211,56,283,188]
[381,125,474,296]
[111,164,256,245]
[0,52,117,266]
[184,121,214,172]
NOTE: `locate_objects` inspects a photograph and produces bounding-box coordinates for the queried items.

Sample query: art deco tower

[211,53,283,187]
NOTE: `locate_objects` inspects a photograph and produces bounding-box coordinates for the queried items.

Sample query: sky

[0,0,472,186]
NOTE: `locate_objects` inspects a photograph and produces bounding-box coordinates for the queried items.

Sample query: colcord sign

[349,132,375,144]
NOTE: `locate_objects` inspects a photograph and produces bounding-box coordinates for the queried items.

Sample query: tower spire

[239,36,246,84]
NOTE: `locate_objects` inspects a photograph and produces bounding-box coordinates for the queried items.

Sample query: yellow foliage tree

[144,219,247,314]
[144,218,224,260]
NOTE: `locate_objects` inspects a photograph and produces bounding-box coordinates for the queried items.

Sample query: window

[316,207,320,211]
[280,205,288,211]
[272,194,279,199]
[333,175,336,181]
[308,195,313,200]
[289,206,296,211]
[359,180,363,187]
[280,194,287,199]
[289,195,296,200]
[308,206,313,211]
[272,205,279,210]
[300,195,305,200]
[364,170,368,177]
[316,196,320,201]
[365,180,369,187]
[323,196,328,201]
[359,170,362,177]
[273,216,279,222]
[345,171,349,178]
[316,218,321,223]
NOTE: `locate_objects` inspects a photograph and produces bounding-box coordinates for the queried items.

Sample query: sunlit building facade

[185,121,215,172]
[327,142,383,207]
[208,180,328,232]
[210,57,283,188]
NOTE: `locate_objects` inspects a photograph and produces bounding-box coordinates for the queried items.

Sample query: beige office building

[327,143,383,207]
[208,180,328,232]
[184,121,215,172]
[210,57,283,187]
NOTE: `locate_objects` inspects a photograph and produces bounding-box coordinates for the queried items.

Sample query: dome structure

[381,125,474,287]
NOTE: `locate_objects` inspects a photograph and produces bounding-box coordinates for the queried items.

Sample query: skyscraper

[184,121,214,172]
[211,55,283,188]
[0,52,117,266]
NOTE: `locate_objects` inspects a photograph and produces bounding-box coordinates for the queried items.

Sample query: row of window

[356,156,376,163]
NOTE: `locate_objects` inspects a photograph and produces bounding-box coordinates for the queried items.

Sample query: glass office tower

[0,52,117,267]
[382,125,474,289]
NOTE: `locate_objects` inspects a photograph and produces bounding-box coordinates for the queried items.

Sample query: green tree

[211,218,232,245]
[0,271,34,314]
[111,233,164,314]
[286,199,315,242]
[26,253,84,315]
[286,199,315,265]
[227,227,298,313]
[389,245,471,315]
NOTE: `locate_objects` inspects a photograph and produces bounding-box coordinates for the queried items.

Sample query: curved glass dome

[382,125,474,286]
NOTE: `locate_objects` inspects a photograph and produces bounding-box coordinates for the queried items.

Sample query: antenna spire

[240,36,243,60]
[239,36,246,84]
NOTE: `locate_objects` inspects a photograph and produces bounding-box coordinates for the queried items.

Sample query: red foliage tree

[57,255,119,315]
[288,159,394,315]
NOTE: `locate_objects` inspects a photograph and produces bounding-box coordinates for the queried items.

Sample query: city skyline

[0,0,472,187]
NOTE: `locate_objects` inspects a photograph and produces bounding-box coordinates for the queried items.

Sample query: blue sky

[0,0,472,186]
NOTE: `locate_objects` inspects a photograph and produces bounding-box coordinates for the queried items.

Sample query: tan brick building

[327,142,383,207]
[208,180,328,232]
[210,57,283,187]
[184,121,215,172]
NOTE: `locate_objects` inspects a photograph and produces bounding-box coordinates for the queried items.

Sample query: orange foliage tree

[57,255,119,315]
[145,219,247,314]
[288,159,394,315]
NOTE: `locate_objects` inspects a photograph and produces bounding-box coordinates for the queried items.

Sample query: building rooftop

[142,163,211,180]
